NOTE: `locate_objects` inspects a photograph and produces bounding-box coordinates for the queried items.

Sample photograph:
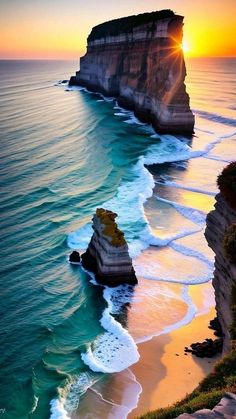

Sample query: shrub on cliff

[223,223,236,263]
[96,208,126,247]
[217,161,236,209]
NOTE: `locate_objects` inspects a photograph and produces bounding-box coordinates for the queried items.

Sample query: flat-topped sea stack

[81,208,137,286]
[69,9,194,134]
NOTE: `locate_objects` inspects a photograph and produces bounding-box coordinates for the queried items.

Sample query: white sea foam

[50,372,102,419]
[81,286,139,373]
[89,369,142,419]
[170,241,214,268]
[155,179,216,196]
[134,285,197,344]
[50,398,70,419]
[124,115,147,126]
[155,196,207,225]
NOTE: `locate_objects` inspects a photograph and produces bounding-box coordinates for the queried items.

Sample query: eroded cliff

[81,208,137,286]
[70,10,194,134]
[205,163,236,354]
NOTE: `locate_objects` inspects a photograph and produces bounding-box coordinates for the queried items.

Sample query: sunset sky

[1,0,236,59]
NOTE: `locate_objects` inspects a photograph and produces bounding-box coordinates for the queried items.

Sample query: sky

[0,0,236,59]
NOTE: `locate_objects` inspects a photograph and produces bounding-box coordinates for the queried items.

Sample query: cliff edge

[81,208,137,286]
[205,162,236,354]
[70,10,194,134]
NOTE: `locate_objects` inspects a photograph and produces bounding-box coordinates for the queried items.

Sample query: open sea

[0,58,236,419]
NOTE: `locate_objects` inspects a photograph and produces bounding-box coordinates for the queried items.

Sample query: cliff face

[70,10,194,134]
[205,193,236,353]
[81,208,137,286]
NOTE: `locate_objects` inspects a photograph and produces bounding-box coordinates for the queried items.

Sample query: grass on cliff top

[88,10,175,41]
[96,208,126,247]
[138,350,236,419]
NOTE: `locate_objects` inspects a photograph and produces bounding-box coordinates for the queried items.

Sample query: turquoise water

[0,58,236,419]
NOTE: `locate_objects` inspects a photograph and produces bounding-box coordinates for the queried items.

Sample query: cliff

[69,10,194,134]
[81,208,137,286]
[205,162,236,354]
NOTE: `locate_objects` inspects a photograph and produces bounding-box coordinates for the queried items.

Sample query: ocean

[0,58,235,419]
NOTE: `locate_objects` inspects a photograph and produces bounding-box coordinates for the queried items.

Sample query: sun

[182,40,190,54]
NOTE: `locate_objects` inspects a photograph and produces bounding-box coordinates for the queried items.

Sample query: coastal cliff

[205,163,236,354]
[70,10,194,134]
[81,208,137,286]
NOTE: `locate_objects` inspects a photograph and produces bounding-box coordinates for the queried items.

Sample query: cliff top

[96,208,126,247]
[88,10,178,41]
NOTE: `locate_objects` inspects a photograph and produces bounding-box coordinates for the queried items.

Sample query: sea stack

[205,162,236,354]
[81,208,137,286]
[69,10,194,134]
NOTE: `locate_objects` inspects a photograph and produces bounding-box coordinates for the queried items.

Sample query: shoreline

[129,285,220,418]
[72,282,221,419]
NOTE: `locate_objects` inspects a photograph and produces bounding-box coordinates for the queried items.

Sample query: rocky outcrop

[205,192,236,354]
[81,208,137,286]
[69,10,194,134]
[175,393,236,419]
[69,250,81,263]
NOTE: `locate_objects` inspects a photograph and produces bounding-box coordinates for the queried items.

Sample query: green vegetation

[217,161,236,210]
[96,208,126,247]
[223,224,236,263]
[88,10,175,41]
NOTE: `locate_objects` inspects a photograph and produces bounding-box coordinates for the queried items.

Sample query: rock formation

[205,162,236,354]
[69,250,81,264]
[175,392,236,419]
[69,10,194,134]
[81,208,137,286]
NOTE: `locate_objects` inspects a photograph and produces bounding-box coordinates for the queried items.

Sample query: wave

[81,284,139,373]
[67,134,212,258]
[155,196,207,225]
[50,399,70,419]
[170,241,214,268]
[136,286,196,343]
[194,109,236,126]
[155,178,216,196]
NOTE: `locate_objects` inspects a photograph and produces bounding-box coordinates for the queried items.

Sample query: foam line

[155,179,216,196]
[135,285,197,343]
[155,196,207,225]
[81,285,139,373]
[170,241,214,268]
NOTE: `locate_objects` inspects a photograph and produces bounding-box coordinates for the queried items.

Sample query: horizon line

[0,55,236,61]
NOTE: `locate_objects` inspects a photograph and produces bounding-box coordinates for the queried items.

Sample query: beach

[130,302,220,417]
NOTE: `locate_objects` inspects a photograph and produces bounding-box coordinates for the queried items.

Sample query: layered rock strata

[81,208,137,286]
[205,193,236,354]
[69,10,194,134]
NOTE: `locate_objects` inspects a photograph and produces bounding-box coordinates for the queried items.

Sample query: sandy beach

[73,282,221,419]
[129,284,220,418]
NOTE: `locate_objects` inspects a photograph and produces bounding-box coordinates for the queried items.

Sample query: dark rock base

[68,78,194,135]
[69,250,81,263]
[81,249,138,287]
